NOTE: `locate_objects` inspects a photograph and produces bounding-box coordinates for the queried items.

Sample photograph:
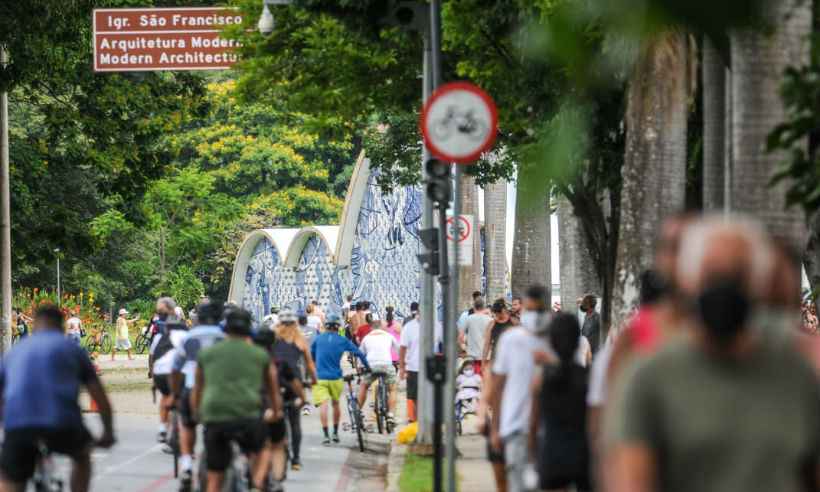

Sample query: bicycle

[198,441,254,492]
[431,106,489,143]
[31,441,64,492]
[163,405,180,478]
[372,372,394,435]
[134,328,151,355]
[341,373,366,452]
[83,329,113,354]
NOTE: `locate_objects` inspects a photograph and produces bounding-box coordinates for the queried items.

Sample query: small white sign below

[447,214,474,266]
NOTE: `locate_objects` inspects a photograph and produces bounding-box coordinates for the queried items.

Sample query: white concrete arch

[227,228,299,304]
[335,151,371,267]
[283,225,340,267]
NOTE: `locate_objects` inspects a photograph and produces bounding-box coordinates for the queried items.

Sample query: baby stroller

[454,359,482,435]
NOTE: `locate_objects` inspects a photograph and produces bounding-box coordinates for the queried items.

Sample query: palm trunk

[511,174,550,299]
[558,195,601,312]
[483,180,508,302]
[730,0,811,248]
[702,37,726,211]
[611,31,692,330]
[457,174,481,309]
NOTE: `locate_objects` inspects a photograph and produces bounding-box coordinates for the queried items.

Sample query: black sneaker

[157,431,167,443]
[178,470,192,492]
[322,436,331,446]
[332,433,340,444]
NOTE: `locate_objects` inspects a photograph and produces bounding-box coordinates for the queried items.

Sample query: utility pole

[0,46,11,355]
[55,249,62,307]
[417,29,436,447]
[427,3,459,492]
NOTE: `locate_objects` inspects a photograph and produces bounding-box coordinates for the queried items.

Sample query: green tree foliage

[91,80,346,307]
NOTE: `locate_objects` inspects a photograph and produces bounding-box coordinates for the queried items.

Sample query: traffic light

[417,227,440,275]
[425,159,452,206]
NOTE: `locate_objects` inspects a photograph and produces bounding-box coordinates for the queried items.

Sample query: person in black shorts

[0,304,116,492]
[170,301,226,492]
[253,323,306,483]
[192,309,278,492]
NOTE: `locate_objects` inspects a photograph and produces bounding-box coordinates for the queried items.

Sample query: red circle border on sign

[420,81,498,165]
[446,215,471,242]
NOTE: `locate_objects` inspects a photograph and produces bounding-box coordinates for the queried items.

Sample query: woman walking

[530,313,591,492]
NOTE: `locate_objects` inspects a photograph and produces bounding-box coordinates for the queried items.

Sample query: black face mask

[696,278,751,349]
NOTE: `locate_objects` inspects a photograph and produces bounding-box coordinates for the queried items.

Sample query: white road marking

[93,444,164,479]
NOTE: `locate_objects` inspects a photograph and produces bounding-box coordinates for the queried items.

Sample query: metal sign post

[420,33,498,492]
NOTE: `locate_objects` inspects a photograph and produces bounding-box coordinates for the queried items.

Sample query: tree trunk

[730,0,811,249]
[457,173,481,309]
[558,195,601,312]
[702,37,726,211]
[611,31,692,330]
[512,175,550,299]
[483,179,508,302]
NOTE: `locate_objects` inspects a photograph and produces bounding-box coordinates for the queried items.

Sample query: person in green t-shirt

[606,219,820,492]
[192,309,281,492]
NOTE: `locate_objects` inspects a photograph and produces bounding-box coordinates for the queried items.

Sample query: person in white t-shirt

[149,318,188,444]
[399,302,421,422]
[357,313,399,421]
[305,304,323,332]
[263,306,279,326]
[486,315,548,492]
[65,309,83,345]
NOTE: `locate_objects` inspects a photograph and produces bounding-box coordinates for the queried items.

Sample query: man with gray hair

[606,216,820,492]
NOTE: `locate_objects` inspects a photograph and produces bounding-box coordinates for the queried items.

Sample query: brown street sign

[93,7,244,72]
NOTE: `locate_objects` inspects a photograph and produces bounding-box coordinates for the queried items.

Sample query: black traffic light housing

[425,158,452,206]
[417,227,440,275]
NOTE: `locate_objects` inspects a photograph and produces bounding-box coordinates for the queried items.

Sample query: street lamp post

[54,248,61,307]
[0,46,10,354]
[258,0,292,36]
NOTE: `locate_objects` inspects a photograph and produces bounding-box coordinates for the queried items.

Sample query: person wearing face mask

[605,217,820,492]
[579,295,601,355]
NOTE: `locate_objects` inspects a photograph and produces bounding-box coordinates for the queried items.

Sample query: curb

[386,439,407,492]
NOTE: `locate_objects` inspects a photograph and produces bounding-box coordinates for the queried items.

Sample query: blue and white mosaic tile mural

[241,238,284,323]
[348,172,423,318]
[234,163,425,322]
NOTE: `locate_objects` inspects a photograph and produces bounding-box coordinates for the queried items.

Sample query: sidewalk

[386,399,496,492]
[456,416,496,492]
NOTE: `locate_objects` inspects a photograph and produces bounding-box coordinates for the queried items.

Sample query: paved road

[62,411,389,492]
[49,356,391,491]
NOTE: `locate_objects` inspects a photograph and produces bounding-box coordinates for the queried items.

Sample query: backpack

[152,331,175,366]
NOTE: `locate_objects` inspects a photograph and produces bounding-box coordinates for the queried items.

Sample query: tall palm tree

[483,179,508,302]
[702,37,727,211]
[457,173,482,309]
[511,172,550,299]
[730,0,810,249]
[611,31,693,330]
[558,195,601,311]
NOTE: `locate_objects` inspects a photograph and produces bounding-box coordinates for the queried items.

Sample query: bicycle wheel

[168,411,180,478]
[135,334,148,354]
[353,402,365,452]
[377,380,387,435]
[101,333,113,354]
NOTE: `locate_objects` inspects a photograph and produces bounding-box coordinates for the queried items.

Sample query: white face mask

[463,368,475,377]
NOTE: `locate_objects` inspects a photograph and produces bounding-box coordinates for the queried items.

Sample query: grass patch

[399,453,434,492]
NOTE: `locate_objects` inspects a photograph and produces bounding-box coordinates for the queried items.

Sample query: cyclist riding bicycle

[253,320,305,488]
[171,301,225,492]
[0,304,116,492]
[149,312,188,444]
[269,309,316,471]
[192,309,280,492]
[310,313,370,445]
[357,312,399,426]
